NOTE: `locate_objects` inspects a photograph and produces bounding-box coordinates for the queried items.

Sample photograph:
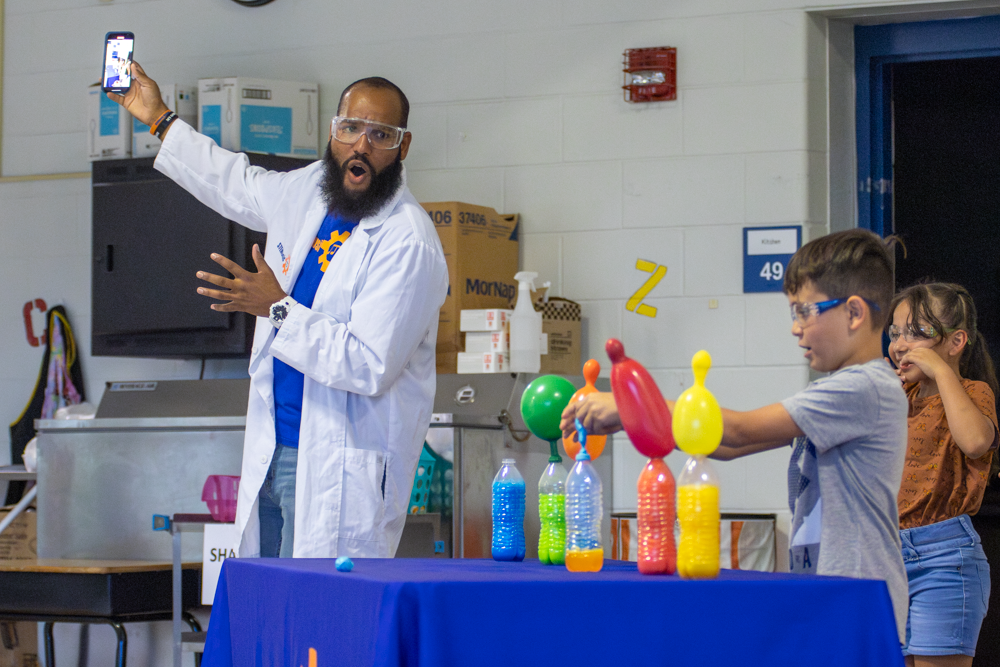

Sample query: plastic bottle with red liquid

[606,339,677,575]
[636,459,676,574]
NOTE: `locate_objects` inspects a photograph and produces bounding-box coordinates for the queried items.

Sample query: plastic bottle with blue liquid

[491,458,526,561]
[565,419,603,572]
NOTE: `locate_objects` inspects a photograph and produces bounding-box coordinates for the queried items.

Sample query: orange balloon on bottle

[563,359,607,460]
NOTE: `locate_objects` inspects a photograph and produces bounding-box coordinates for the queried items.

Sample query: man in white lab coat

[109,64,448,558]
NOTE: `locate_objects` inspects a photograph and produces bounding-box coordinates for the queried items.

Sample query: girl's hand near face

[884,356,905,383]
[896,347,954,383]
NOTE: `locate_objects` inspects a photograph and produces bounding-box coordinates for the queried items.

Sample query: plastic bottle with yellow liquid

[672,350,723,579]
[565,419,603,572]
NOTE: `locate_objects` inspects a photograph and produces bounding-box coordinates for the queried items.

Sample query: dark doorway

[891,55,1000,664]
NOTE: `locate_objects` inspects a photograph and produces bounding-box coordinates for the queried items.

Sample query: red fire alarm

[623,47,677,103]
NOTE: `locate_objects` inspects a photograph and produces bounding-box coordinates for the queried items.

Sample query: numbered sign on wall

[743,226,801,293]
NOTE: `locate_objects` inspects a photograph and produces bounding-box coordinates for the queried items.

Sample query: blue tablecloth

[202,558,903,667]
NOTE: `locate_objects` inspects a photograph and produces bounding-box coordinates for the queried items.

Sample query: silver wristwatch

[268,296,297,329]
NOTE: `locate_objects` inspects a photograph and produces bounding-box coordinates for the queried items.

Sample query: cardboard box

[133,84,198,158]
[538,298,582,375]
[87,83,131,161]
[0,620,38,667]
[198,77,320,158]
[423,203,519,374]
[0,506,36,561]
[0,506,39,666]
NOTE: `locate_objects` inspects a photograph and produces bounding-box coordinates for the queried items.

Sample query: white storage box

[87,84,131,161]
[464,330,509,354]
[133,85,198,158]
[459,309,512,332]
[198,77,319,158]
[457,352,507,374]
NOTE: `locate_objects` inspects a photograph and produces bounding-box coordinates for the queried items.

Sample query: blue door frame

[855,15,1000,235]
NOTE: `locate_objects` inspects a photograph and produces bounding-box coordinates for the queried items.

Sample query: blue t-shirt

[273,214,358,448]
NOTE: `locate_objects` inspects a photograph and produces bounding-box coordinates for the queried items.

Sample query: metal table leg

[110,620,127,667]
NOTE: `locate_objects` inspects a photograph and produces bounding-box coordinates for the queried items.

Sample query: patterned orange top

[897,379,999,529]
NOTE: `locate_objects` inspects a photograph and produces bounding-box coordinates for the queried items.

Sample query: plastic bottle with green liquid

[538,457,567,565]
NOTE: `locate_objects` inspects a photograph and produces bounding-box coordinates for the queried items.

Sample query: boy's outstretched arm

[561,393,804,461]
[712,403,804,460]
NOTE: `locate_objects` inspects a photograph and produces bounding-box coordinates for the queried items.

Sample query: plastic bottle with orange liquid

[565,419,603,572]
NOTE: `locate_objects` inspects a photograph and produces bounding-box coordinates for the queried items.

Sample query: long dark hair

[889,282,999,397]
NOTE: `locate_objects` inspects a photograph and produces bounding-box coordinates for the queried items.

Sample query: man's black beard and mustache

[320,144,403,221]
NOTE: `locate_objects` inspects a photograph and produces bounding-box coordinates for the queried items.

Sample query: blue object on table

[334,557,353,572]
[201,558,903,667]
[490,458,525,561]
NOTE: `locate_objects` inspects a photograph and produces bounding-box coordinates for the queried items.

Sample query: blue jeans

[258,444,297,558]
[900,514,990,657]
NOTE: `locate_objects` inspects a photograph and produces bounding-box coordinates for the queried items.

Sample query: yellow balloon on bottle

[672,350,723,456]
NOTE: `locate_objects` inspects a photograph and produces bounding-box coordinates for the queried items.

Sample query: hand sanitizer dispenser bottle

[509,271,542,373]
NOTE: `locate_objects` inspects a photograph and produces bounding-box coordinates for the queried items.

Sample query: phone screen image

[102,33,134,92]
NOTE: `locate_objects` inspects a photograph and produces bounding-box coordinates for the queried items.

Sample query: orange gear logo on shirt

[313,230,352,273]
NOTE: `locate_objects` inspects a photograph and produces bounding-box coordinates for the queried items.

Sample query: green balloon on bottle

[520,375,577,442]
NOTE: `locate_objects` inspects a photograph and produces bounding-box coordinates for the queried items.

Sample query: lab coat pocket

[340,448,386,544]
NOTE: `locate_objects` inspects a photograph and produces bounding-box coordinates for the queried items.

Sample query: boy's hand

[105,61,170,127]
[896,348,951,382]
[560,392,622,439]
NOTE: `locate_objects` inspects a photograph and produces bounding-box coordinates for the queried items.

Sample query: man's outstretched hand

[105,61,170,127]
[197,245,287,318]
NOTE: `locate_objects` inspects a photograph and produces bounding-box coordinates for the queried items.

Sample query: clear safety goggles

[330,116,406,150]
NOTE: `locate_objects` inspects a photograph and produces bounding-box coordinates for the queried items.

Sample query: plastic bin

[201,475,240,523]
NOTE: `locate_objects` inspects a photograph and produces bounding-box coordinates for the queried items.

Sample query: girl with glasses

[887,282,999,666]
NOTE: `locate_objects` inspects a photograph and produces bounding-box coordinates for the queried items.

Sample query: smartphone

[101,32,134,93]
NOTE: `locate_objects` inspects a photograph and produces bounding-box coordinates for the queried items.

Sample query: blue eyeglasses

[790,297,881,326]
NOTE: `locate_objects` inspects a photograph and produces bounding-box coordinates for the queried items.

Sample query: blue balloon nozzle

[573,418,591,461]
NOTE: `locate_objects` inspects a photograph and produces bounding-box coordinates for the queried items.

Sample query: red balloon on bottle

[606,339,675,458]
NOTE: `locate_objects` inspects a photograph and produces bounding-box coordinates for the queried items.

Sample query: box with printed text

[87,83,131,161]
[198,77,319,159]
[538,297,582,375]
[423,202,519,374]
[133,84,198,158]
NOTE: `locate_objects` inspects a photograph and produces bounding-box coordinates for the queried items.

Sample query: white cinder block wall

[0,0,987,663]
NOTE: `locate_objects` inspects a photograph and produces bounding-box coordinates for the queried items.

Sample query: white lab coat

[155,120,448,557]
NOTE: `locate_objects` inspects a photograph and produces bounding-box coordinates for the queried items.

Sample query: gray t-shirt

[782,358,908,644]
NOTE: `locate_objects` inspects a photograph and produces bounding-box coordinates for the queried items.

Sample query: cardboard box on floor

[423,202,519,374]
[0,505,38,667]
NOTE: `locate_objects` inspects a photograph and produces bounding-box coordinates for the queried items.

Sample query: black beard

[320,144,403,221]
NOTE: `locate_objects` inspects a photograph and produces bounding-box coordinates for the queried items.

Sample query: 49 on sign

[758,261,785,282]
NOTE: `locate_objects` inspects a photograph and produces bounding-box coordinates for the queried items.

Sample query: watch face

[272,304,288,321]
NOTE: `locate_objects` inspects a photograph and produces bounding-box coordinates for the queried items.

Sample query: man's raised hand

[105,61,170,127]
[196,245,287,318]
